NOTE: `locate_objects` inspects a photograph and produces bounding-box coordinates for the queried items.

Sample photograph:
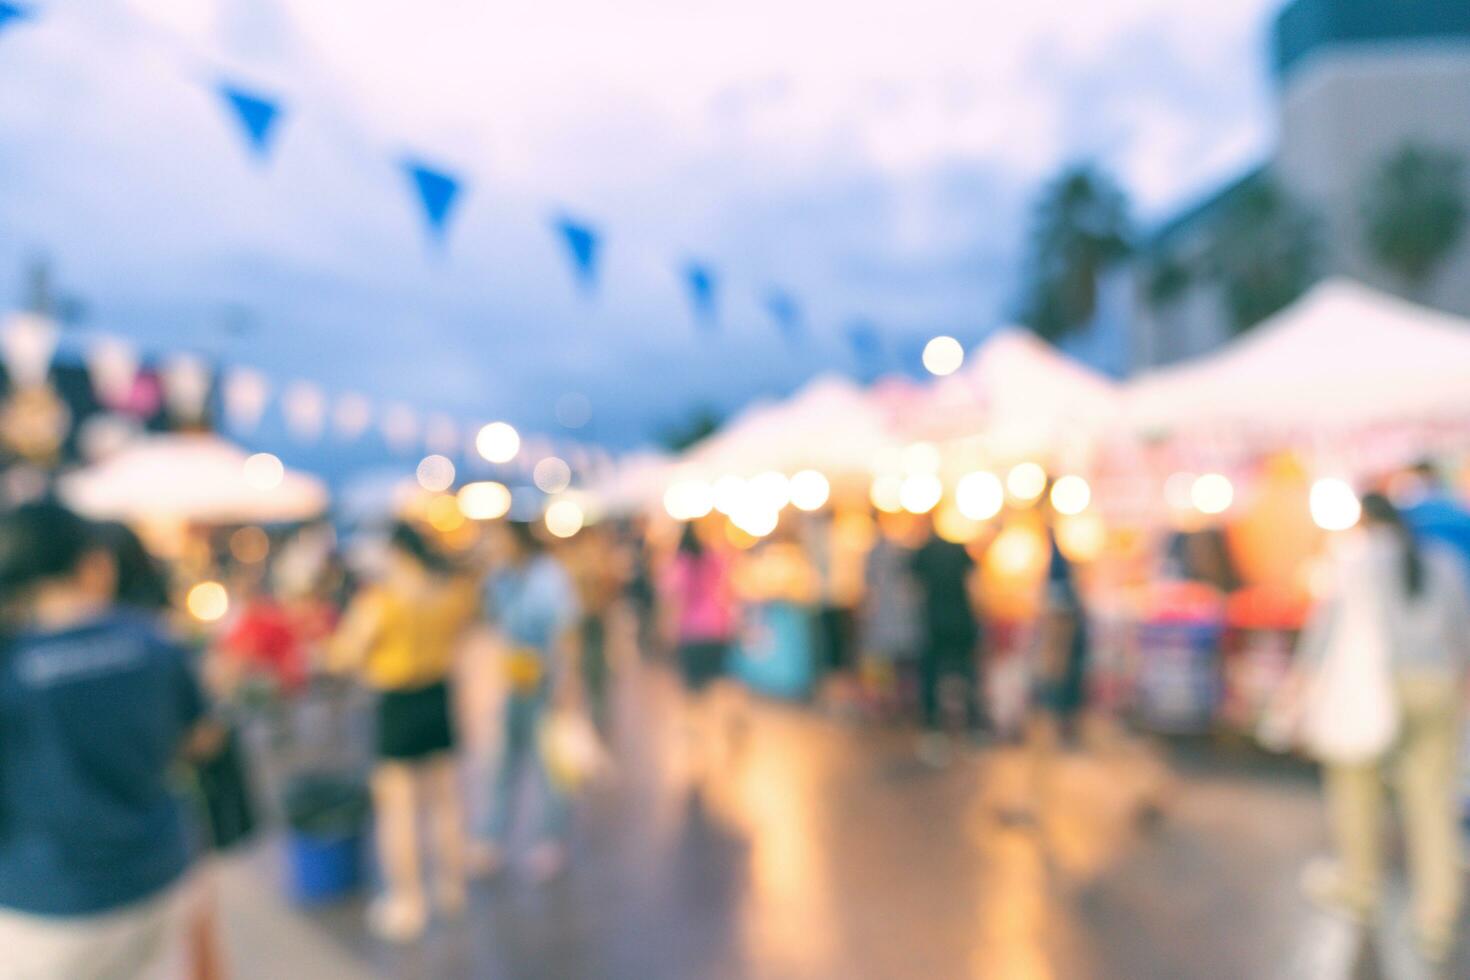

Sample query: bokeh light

[902,442,941,474]
[1310,478,1361,531]
[789,469,831,512]
[1049,474,1091,515]
[921,335,964,376]
[242,452,284,491]
[934,504,981,544]
[1006,461,1047,503]
[899,473,943,514]
[416,454,456,493]
[476,421,520,463]
[1191,473,1235,515]
[458,481,511,520]
[749,471,791,511]
[955,471,1004,521]
[545,499,585,538]
[186,581,229,623]
[533,456,572,494]
[427,494,466,532]
[989,526,1044,577]
[732,501,779,537]
[713,475,746,516]
[555,393,592,430]
[228,526,269,564]
[870,475,904,514]
[1056,513,1106,562]
[664,480,714,521]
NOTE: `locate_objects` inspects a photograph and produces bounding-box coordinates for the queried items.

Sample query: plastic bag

[538,709,610,793]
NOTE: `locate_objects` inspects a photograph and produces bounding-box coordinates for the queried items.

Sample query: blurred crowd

[0,454,1468,977]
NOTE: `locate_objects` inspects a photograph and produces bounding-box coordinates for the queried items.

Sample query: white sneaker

[367,895,428,943]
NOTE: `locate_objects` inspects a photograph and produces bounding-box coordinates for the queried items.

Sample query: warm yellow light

[900,473,944,514]
[427,494,466,532]
[458,481,511,520]
[186,581,229,623]
[242,452,284,491]
[1191,473,1234,515]
[749,471,791,511]
[1050,474,1091,516]
[870,475,904,513]
[989,526,1043,577]
[545,499,585,538]
[416,454,456,493]
[1310,478,1361,531]
[922,335,965,377]
[664,480,714,521]
[533,456,572,494]
[476,422,520,463]
[788,469,831,512]
[1056,513,1106,563]
[713,476,746,515]
[934,504,980,544]
[228,526,269,564]
[1006,461,1047,503]
[732,503,779,538]
[955,471,1004,521]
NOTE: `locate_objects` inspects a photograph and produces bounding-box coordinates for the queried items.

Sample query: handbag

[1297,537,1400,765]
[193,724,259,851]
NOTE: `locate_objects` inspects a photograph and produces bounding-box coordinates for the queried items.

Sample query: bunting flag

[332,392,372,440]
[763,289,802,343]
[403,160,463,242]
[223,368,270,432]
[683,262,718,329]
[380,403,419,452]
[85,336,140,410]
[0,312,59,388]
[0,2,30,34]
[282,381,326,441]
[554,216,601,294]
[218,84,283,159]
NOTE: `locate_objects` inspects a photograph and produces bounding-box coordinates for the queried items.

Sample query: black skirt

[678,641,728,693]
[376,682,455,761]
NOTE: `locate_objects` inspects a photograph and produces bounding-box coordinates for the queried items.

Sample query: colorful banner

[217,84,283,159]
[403,160,463,242]
[554,215,601,294]
[683,262,718,329]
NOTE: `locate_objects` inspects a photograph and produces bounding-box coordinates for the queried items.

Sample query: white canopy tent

[60,433,329,524]
[903,329,1123,462]
[1125,280,1470,437]
[684,373,899,479]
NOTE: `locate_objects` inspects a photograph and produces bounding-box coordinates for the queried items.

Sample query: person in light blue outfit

[476,520,581,883]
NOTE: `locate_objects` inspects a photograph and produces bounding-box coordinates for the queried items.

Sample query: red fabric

[222,600,305,693]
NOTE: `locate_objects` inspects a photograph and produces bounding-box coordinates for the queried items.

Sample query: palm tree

[1361,143,1467,295]
[1205,178,1321,334]
[1018,164,1132,341]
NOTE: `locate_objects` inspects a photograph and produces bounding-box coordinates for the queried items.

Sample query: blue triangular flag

[683,262,718,328]
[763,289,802,343]
[403,160,463,242]
[0,2,31,32]
[218,84,282,158]
[554,216,601,293]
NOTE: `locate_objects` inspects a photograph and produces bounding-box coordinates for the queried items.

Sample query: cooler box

[732,601,816,700]
[1134,582,1225,734]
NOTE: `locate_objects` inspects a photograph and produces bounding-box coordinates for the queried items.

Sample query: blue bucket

[286,830,363,905]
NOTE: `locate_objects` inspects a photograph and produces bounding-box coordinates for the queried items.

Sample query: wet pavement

[234,658,1467,979]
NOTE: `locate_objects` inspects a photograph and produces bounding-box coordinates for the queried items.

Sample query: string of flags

[1,5,912,370]
[0,311,612,481]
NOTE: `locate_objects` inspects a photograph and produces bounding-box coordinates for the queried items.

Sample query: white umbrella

[60,433,328,524]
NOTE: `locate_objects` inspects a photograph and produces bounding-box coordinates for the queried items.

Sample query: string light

[242,452,284,490]
[416,454,455,493]
[458,481,511,520]
[1006,462,1047,503]
[476,422,520,463]
[789,470,830,512]
[922,335,964,376]
[186,581,229,623]
[955,471,1004,521]
[1310,478,1360,531]
[1049,474,1091,516]
[545,499,585,538]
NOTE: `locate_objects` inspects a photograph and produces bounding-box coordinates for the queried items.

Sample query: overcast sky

[0,0,1278,459]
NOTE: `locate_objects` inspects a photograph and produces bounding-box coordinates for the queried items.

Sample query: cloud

[2,0,1281,453]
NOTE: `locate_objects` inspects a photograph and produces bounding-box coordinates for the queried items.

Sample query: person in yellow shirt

[331,523,476,942]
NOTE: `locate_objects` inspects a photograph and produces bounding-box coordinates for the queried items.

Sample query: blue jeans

[486,693,568,846]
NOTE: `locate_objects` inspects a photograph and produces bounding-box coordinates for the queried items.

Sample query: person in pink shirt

[661,524,741,776]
